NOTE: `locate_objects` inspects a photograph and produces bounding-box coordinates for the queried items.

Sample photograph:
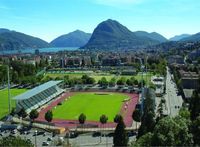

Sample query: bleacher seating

[14,81,64,113]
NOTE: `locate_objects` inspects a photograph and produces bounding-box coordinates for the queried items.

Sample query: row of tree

[55,74,146,88]
[98,76,141,87]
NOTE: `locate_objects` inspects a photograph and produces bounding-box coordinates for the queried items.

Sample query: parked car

[42,142,49,146]
[47,137,52,141]
[92,131,101,137]
[69,131,78,138]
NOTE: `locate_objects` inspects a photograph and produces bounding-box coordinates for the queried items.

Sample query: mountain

[134,31,168,43]
[180,33,200,42]
[51,30,91,47]
[0,28,10,34]
[169,34,191,41]
[82,19,163,50]
[0,29,50,50]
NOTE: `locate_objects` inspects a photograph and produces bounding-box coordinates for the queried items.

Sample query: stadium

[14,80,139,129]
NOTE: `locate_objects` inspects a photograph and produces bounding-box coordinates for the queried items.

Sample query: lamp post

[34,130,37,147]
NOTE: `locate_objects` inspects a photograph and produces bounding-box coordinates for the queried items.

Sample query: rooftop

[14,80,62,100]
[179,70,199,79]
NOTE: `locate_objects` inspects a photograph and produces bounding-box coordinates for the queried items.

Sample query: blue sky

[0,0,200,42]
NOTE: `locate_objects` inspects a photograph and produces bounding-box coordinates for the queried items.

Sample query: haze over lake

[0,47,78,55]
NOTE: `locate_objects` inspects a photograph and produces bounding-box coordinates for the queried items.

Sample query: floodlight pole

[7,63,11,113]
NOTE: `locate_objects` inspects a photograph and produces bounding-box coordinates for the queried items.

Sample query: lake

[0,47,79,55]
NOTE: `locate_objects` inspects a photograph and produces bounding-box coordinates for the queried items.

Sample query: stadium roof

[14,80,62,100]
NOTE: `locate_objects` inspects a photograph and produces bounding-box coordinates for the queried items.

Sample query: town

[0,0,200,146]
[0,41,199,146]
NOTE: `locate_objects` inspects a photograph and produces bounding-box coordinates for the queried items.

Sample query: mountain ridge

[0,29,50,50]
[134,31,168,43]
[169,34,191,41]
[180,33,200,42]
[82,19,167,50]
[51,30,91,47]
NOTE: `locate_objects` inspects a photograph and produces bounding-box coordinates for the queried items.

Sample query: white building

[151,76,165,97]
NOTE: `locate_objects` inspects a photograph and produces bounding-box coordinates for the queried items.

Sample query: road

[164,67,183,117]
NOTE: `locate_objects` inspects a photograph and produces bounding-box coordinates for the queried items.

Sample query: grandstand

[14,81,64,113]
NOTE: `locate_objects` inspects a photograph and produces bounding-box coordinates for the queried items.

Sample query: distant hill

[169,34,191,41]
[180,33,200,42]
[134,31,168,43]
[0,29,50,50]
[82,19,163,50]
[0,28,10,34]
[51,30,91,47]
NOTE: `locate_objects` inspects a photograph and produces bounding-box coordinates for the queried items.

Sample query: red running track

[37,92,139,129]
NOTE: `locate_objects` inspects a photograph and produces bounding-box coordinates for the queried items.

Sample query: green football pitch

[0,88,27,119]
[52,92,129,122]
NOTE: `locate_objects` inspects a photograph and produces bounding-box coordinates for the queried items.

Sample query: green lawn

[0,88,27,119]
[53,92,128,121]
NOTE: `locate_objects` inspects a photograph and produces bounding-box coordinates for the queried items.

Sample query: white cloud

[93,0,142,7]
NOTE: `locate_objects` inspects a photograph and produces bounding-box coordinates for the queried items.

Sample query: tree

[78,113,86,130]
[157,98,166,120]
[132,132,153,146]
[0,136,34,147]
[109,77,116,87]
[133,79,139,86]
[189,90,200,120]
[18,108,27,118]
[126,77,135,86]
[134,116,193,146]
[117,77,126,85]
[191,116,200,145]
[87,77,95,84]
[29,109,39,122]
[151,116,193,146]
[113,119,128,147]
[138,111,155,138]
[99,114,108,142]
[138,88,156,138]
[179,107,190,120]
[45,110,53,124]
[81,75,95,84]
[126,79,131,86]
[100,114,108,128]
[132,108,141,130]
[114,114,123,123]
[98,77,108,87]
